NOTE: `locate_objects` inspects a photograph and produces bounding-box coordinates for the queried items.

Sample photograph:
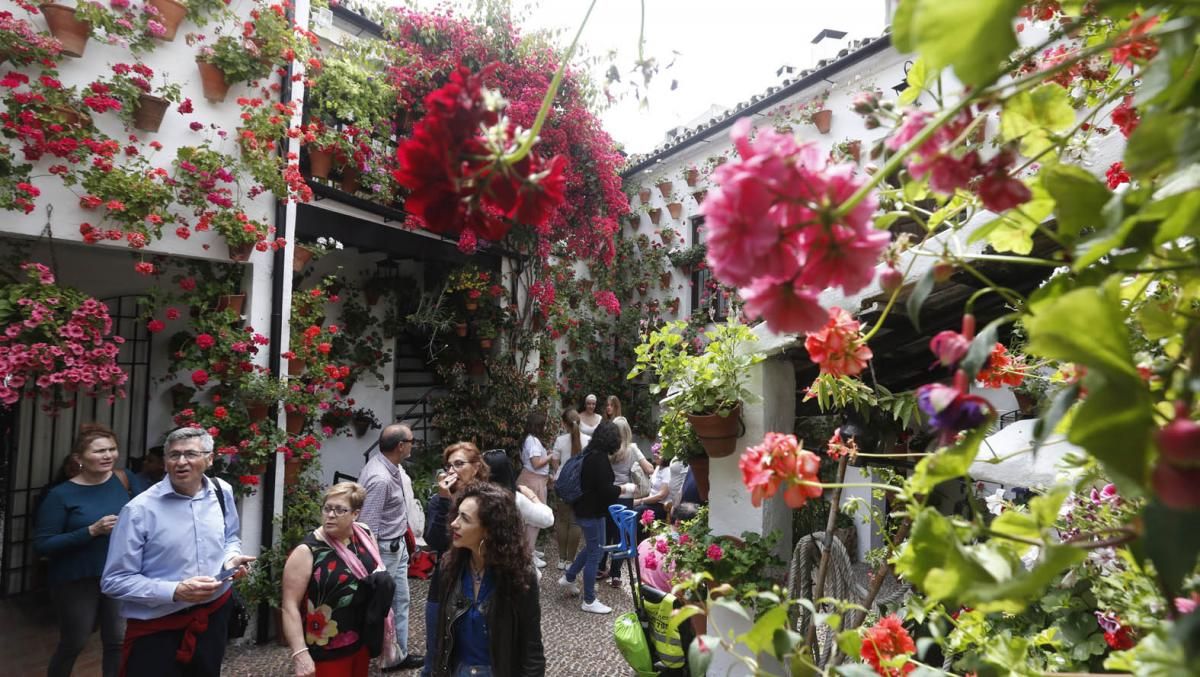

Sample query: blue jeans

[565,516,605,604]
[379,543,412,663]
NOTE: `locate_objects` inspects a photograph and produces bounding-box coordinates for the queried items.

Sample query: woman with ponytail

[549,409,588,570]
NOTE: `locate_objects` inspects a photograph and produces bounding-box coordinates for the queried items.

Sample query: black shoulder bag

[213,480,250,640]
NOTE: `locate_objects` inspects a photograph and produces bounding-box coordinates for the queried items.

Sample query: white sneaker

[556,561,567,571]
[556,575,580,595]
[581,599,612,614]
[533,555,547,568]
[534,549,545,558]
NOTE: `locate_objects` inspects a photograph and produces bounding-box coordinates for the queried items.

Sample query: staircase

[391,339,443,452]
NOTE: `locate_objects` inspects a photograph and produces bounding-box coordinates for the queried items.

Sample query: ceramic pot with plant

[39,3,90,57]
[667,201,683,220]
[147,0,187,40]
[95,63,182,133]
[648,207,662,225]
[683,167,700,187]
[656,180,673,199]
[638,187,651,205]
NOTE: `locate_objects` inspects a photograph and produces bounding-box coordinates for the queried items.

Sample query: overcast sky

[406,1,890,154]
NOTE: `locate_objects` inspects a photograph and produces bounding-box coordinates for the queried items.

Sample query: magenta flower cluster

[700,118,889,334]
[0,263,128,410]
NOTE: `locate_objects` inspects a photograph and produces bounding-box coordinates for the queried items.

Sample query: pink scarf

[326,523,397,658]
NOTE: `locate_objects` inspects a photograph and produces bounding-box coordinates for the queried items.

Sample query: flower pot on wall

[455,322,468,338]
[684,168,700,186]
[147,0,186,40]
[812,109,833,134]
[40,4,90,58]
[196,60,230,103]
[307,148,334,179]
[464,299,479,312]
[226,242,253,262]
[285,411,305,434]
[691,189,707,205]
[286,359,304,377]
[648,208,662,226]
[656,181,673,198]
[169,383,195,410]
[133,93,170,133]
[686,402,743,458]
[352,417,371,437]
[292,245,315,271]
[667,202,683,220]
[339,165,360,193]
[846,140,862,162]
[659,272,672,290]
[213,294,245,315]
[638,188,651,205]
[479,338,493,350]
[246,400,270,422]
[284,457,303,486]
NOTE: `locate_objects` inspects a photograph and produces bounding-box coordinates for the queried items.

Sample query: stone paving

[223,540,638,676]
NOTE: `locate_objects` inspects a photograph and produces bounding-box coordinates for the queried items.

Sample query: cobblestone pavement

[223,540,638,676]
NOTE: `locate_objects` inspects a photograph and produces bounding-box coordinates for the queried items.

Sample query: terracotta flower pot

[352,418,371,437]
[213,294,246,315]
[286,359,304,377]
[40,4,90,58]
[308,148,334,179]
[480,338,493,350]
[51,105,92,129]
[1015,392,1037,415]
[292,244,315,271]
[686,402,743,458]
[638,188,651,205]
[656,181,673,198]
[147,0,186,40]
[455,323,468,338]
[667,202,683,220]
[684,168,700,187]
[692,189,707,204]
[688,456,711,502]
[133,93,170,133]
[659,272,672,290]
[246,401,270,422]
[339,164,360,193]
[637,283,648,297]
[226,242,253,262]
[465,300,479,312]
[846,140,862,163]
[812,109,833,134]
[285,411,305,434]
[648,208,662,226]
[284,457,303,486]
[196,60,230,103]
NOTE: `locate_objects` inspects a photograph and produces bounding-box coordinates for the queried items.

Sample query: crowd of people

[33,392,702,677]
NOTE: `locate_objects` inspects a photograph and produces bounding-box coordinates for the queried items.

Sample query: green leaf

[1125,110,1200,179]
[909,424,987,495]
[906,0,1025,87]
[1143,501,1200,598]
[1155,190,1200,244]
[891,0,918,52]
[1041,164,1111,241]
[894,508,996,605]
[905,266,936,331]
[969,545,1087,613]
[1067,374,1154,487]
[740,604,789,654]
[898,58,928,105]
[972,182,1054,254]
[1001,84,1077,157]
[1024,287,1140,382]
[1032,382,1080,455]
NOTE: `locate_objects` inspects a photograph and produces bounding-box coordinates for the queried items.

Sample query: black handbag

[213,480,250,640]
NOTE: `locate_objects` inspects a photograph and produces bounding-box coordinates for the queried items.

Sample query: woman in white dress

[516,412,552,567]
[579,394,602,435]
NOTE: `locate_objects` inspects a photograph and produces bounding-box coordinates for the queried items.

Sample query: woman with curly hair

[423,482,545,677]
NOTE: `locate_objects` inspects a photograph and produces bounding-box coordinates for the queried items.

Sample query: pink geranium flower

[804,307,872,377]
[740,277,827,335]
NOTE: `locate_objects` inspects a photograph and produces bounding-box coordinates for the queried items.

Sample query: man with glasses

[101,427,255,676]
[358,424,423,672]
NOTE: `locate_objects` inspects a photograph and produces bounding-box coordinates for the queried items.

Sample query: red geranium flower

[191,369,210,387]
[804,307,872,377]
[861,615,916,676]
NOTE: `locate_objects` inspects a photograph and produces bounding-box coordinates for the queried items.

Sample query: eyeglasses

[165,451,210,462]
[447,459,472,470]
[321,505,352,516]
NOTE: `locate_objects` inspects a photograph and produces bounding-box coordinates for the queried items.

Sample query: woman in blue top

[34,423,144,677]
[423,482,544,677]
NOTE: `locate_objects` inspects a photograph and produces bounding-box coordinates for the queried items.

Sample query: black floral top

[301,531,377,661]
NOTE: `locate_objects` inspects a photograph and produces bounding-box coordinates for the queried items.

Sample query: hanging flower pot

[812,109,833,134]
[284,456,303,485]
[285,411,305,435]
[659,272,672,290]
[40,4,90,58]
[638,188,651,205]
[169,383,195,410]
[133,93,170,133]
[465,299,479,312]
[292,244,315,271]
[656,180,673,198]
[667,202,683,220]
[147,0,186,41]
[455,322,468,338]
[688,456,711,502]
[684,168,700,186]
[352,416,372,437]
[637,282,648,296]
[307,147,334,179]
[692,189,707,205]
[339,164,360,193]
[195,60,230,103]
[226,242,253,262]
[686,402,744,458]
[480,338,493,350]
[246,400,270,422]
[213,293,246,315]
[286,359,304,377]
[648,208,662,226]
[846,140,862,163]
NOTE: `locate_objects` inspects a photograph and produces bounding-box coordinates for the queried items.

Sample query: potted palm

[628,318,762,458]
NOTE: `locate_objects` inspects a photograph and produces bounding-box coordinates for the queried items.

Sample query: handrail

[362,385,441,462]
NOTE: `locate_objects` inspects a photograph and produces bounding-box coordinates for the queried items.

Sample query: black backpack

[555,450,587,505]
[213,480,249,640]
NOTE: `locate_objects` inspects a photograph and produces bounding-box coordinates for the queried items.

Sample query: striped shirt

[357,453,408,542]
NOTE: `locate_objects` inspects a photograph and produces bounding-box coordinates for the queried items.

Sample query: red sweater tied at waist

[120,588,232,676]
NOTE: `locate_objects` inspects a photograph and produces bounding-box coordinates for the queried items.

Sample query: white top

[521,434,549,476]
[578,413,602,436]
[611,444,646,485]
[551,432,591,480]
[669,458,688,508]
[516,491,554,529]
[650,466,670,496]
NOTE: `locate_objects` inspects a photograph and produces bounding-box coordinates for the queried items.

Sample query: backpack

[555,450,587,505]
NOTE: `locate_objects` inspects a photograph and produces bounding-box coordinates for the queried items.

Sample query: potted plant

[638,186,652,205]
[240,371,288,421]
[833,138,863,163]
[657,408,709,499]
[656,178,673,199]
[205,209,269,262]
[38,3,90,58]
[648,207,663,225]
[682,165,700,187]
[351,408,380,437]
[668,242,708,275]
[477,319,497,349]
[794,90,833,134]
[293,236,342,272]
[195,35,272,102]
[666,199,684,221]
[146,0,187,41]
[73,157,178,248]
[94,63,182,133]
[628,318,763,458]
[72,1,158,53]
[2,12,64,67]
[448,265,490,312]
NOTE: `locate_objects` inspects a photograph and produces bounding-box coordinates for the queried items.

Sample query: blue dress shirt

[101,475,242,620]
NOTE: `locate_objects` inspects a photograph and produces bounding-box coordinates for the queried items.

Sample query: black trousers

[123,597,231,677]
[49,577,124,677]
